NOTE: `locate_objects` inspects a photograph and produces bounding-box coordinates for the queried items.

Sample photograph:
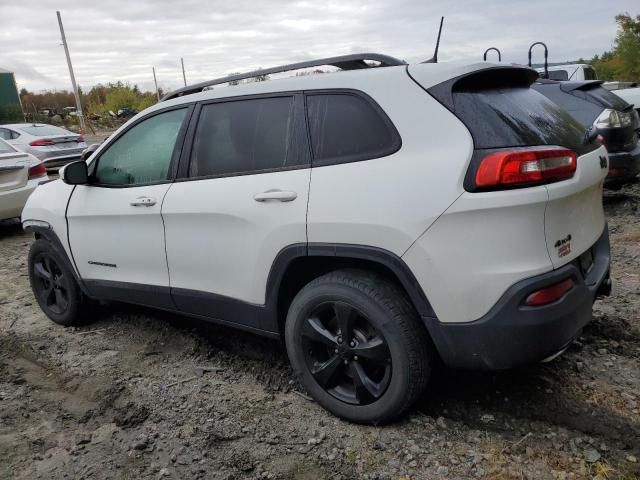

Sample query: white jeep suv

[22,54,612,423]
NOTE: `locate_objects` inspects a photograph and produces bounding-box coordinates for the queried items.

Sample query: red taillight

[525,278,575,307]
[29,138,55,147]
[28,163,47,180]
[607,168,625,178]
[475,147,577,189]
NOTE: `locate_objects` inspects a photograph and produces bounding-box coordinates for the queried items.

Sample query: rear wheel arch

[266,243,436,334]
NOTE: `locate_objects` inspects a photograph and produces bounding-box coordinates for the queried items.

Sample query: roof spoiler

[428,66,538,111]
[559,80,604,91]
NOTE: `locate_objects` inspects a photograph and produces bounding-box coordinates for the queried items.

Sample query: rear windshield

[0,139,15,154]
[20,125,71,136]
[547,70,569,81]
[582,86,629,111]
[452,87,589,152]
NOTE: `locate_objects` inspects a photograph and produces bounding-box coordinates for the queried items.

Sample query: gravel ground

[0,183,639,480]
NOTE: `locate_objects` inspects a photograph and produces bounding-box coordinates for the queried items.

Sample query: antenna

[421,16,444,64]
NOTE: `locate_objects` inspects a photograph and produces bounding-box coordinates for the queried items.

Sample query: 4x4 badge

[599,155,608,169]
[555,234,572,258]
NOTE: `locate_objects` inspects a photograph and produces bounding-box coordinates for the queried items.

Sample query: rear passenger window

[306,93,400,164]
[189,96,296,177]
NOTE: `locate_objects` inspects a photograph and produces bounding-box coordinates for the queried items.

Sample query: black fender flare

[24,224,92,298]
[264,243,437,331]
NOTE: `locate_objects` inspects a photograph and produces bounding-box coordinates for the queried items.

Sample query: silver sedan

[0,123,87,174]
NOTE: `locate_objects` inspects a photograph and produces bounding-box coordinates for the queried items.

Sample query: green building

[0,68,23,122]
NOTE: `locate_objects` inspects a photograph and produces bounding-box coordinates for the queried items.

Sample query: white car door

[162,94,310,331]
[66,106,192,308]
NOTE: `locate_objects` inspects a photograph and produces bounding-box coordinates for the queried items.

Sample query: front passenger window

[94,108,187,186]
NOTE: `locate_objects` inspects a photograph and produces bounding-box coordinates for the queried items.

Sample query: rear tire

[28,238,90,326]
[285,269,432,424]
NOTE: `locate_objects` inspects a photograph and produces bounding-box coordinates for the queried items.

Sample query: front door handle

[253,190,297,202]
[130,196,157,207]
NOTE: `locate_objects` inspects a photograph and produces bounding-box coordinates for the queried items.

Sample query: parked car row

[21,54,613,423]
[0,123,87,174]
[532,79,640,185]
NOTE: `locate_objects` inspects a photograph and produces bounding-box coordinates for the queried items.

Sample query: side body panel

[163,169,310,312]
[403,186,552,323]
[306,69,473,256]
[21,179,76,265]
[66,184,172,290]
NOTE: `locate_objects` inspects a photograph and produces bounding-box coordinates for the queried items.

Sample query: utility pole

[181,58,187,87]
[152,67,160,101]
[56,11,86,133]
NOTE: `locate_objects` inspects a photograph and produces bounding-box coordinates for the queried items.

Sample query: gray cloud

[1,0,636,93]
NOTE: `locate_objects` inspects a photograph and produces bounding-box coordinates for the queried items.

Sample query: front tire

[28,238,89,326]
[285,269,432,424]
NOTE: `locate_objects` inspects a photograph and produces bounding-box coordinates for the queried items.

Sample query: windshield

[19,125,72,137]
[585,87,630,111]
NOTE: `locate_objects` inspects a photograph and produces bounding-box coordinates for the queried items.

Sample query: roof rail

[160,53,406,102]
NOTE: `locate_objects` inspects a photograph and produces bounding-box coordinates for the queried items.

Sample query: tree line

[588,13,640,82]
[18,82,159,123]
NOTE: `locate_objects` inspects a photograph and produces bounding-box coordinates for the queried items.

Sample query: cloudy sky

[1,0,637,93]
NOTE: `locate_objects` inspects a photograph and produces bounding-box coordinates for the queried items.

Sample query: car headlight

[594,108,633,129]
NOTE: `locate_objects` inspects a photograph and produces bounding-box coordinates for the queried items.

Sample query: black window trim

[175,91,310,183]
[87,103,195,189]
[303,88,402,168]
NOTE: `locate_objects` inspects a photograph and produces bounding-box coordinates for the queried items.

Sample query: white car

[0,123,87,174]
[613,87,640,114]
[21,54,612,423]
[0,138,48,220]
[536,63,598,81]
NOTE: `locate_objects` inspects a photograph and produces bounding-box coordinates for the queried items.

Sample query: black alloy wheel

[301,301,392,405]
[28,238,88,326]
[32,252,71,315]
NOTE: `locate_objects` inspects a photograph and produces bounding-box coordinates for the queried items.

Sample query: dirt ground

[0,183,639,480]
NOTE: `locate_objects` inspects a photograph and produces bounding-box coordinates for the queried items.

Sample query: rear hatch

[0,141,29,192]
[411,64,607,269]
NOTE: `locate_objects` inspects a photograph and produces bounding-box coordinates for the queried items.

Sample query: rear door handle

[130,196,157,207]
[253,190,297,202]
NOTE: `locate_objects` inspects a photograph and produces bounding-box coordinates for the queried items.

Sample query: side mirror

[60,161,88,185]
[80,143,100,161]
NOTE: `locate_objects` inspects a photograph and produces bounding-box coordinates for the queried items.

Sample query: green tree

[591,13,640,81]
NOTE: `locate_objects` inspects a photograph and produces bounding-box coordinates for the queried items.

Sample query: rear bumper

[605,143,640,184]
[423,225,611,370]
[43,154,83,173]
[0,179,42,220]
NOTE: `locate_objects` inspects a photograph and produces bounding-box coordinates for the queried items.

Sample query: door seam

[160,183,179,309]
